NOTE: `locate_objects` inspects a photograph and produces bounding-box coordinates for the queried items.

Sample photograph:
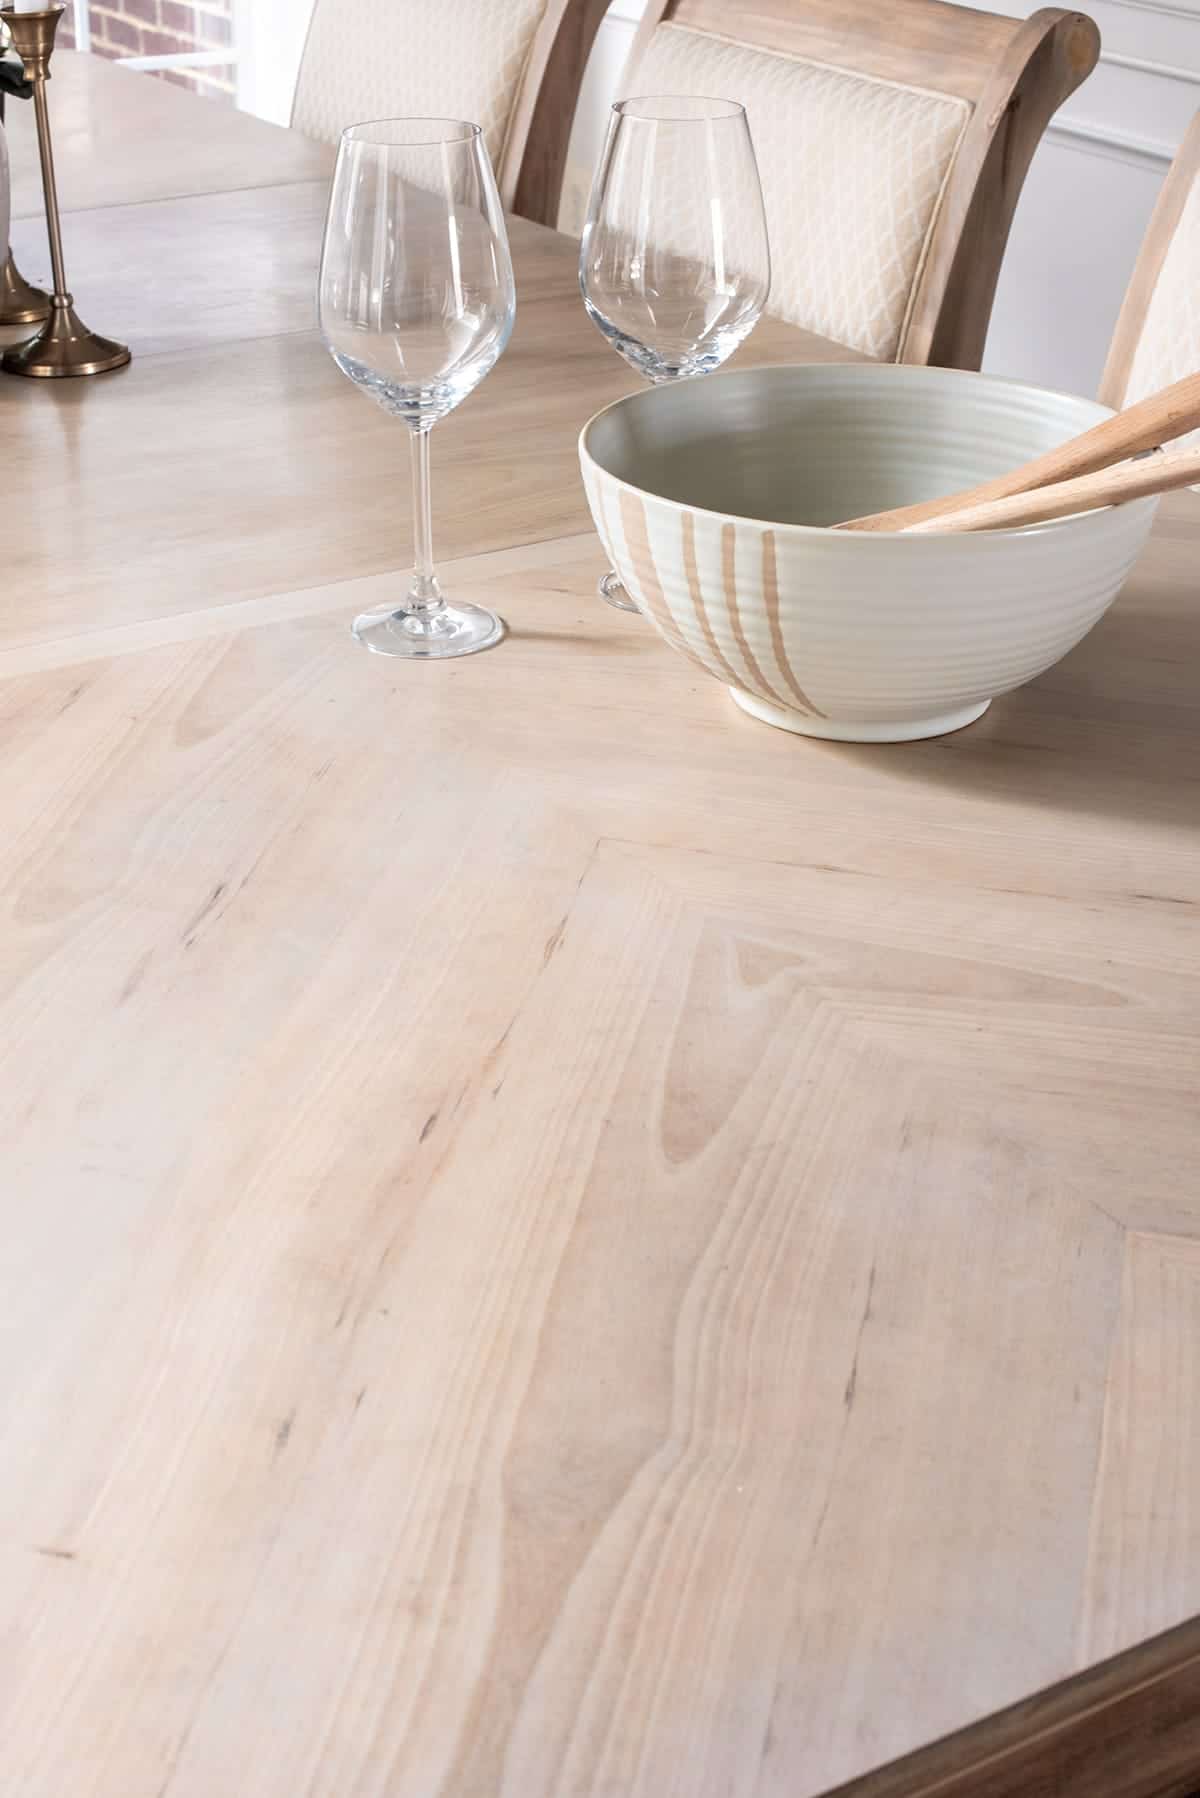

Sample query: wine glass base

[598,570,639,612]
[352,600,506,659]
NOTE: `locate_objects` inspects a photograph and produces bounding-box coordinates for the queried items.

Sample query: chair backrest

[620,0,1099,368]
[1101,112,1200,429]
[293,0,609,227]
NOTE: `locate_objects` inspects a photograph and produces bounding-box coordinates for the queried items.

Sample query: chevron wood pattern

[1,55,1199,1798]
[2,509,1199,1796]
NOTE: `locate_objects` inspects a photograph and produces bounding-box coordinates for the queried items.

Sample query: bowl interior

[583,364,1115,529]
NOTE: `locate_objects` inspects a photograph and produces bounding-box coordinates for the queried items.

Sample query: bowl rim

[578,361,1159,544]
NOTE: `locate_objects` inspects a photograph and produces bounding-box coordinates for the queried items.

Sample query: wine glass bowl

[581,96,770,384]
[580,95,770,608]
[319,118,516,657]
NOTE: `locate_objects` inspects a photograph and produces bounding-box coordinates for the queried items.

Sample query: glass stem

[408,426,443,613]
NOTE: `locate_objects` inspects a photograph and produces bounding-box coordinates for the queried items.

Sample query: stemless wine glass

[319,119,516,657]
[580,96,771,609]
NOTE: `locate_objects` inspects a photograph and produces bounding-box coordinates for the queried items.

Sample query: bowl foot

[729,689,990,743]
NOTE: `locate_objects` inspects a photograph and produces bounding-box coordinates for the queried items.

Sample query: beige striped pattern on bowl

[580,363,1161,743]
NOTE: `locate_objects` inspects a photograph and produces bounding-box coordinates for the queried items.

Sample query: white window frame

[68,0,241,89]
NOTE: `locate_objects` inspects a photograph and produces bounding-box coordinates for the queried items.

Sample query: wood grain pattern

[0,209,830,653]
[902,444,1200,533]
[3,513,1200,1797]
[4,51,334,220]
[507,0,612,227]
[7,179,333,356]
[1101,111,1200,410]
[909,7,1100,371]
[2,57,1200,1798]
[633,0,1019,103]
[625,0,1099,370]
[1082,1235,1200,1664]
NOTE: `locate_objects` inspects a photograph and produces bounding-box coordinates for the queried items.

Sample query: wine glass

[319,119,516,657]
[580,96,771,610]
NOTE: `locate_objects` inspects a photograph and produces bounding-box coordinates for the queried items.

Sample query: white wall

[232,0,313,126]
[978,0,1200,393]
[238,0,1200,399]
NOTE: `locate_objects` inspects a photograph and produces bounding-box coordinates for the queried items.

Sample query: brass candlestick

[0,89,49,323]
[1,5,128,376]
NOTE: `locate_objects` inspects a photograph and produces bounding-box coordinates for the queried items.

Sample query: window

[59,0,238,105]
[56,0,316,121]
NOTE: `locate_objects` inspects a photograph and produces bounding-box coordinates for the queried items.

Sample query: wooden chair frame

[1100,110,1200,408]
[292,0,611,229]
[622,0,1100,369]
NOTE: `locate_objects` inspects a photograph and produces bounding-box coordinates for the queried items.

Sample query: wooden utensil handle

[900,447,1200,534]
[837,370,1200,533]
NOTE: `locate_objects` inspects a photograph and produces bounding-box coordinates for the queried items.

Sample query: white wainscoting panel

[962,0,1198,391]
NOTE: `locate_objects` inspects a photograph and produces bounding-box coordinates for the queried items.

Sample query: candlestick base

[0,250,50,326]
[2,293,130,377]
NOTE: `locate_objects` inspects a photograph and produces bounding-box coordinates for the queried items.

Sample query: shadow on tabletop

[824,599,1200,839]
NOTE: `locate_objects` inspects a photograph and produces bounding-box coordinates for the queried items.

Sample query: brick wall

[59,1,237,103]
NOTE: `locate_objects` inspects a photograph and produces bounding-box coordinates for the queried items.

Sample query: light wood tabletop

[2,54,1199,1798]
[5,50,336,219]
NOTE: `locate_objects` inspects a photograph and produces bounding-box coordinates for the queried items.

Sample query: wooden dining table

[3,51,1200,1798]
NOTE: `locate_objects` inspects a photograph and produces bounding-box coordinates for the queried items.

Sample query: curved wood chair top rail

[1101,110,1200,410]
[623,0,1101,370]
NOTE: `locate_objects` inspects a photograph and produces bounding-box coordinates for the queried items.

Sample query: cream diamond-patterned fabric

[1124,174,1200,451]
[631,24,970,361]
[293,0,550,165]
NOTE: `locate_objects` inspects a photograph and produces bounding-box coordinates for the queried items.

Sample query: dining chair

[1100,111,1200,441]
[619,0,1100,368]
[292,0,609,227]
